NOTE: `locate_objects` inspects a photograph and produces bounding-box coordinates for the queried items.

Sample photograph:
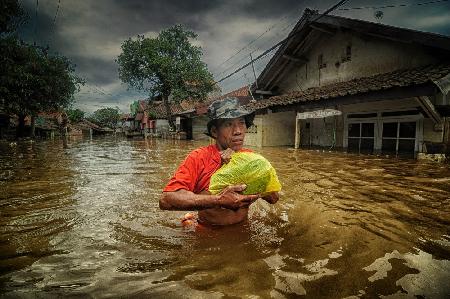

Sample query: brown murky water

[1,137,449,298]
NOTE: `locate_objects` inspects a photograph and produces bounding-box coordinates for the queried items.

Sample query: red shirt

[163,144,251,193]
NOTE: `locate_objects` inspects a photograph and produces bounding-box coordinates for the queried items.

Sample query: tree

[117,25,216,129]
[67,108,85,123]
[0,37,84,136]
[89,107,120,130]
[0,0,26,34]
[0,0,83,137]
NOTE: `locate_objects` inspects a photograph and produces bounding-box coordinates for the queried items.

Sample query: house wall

[245,111,296,147]
[155,119,170,134]
[423,118,444,143]
[282,31,438,92]
[297,98,444,153]
[192,115,209,141]
[244,116,263,147]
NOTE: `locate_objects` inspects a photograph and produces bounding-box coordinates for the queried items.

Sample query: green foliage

[117,25,216,126]
[0,0,26,34]
[89,107,120,129]
[130,101,139,116]
[0,36,84,117]
[66,108,85,123]
[147,111,157,119]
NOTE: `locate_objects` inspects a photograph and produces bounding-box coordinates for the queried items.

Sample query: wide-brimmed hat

[205,97,255,138]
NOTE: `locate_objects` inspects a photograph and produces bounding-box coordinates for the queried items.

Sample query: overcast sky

[17,0,450,114]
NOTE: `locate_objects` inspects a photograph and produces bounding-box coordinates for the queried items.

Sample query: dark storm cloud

[18,0,57,45]
[74,56,119,86]
[239,0,311,18]
[111,0,222,31]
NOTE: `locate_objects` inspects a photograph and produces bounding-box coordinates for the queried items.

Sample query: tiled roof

[146,101,189,118]
[246,63,450,111]
[23,112,63,129]
[120,113,132,120]
[71,119,103,131]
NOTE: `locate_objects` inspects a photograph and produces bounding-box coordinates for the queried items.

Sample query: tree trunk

[60,113,68,148]
[30,115,36,138]
[163,94,175,130]
[17,114,26,138]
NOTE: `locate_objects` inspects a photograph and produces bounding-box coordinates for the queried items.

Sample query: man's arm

[160,184,259,211]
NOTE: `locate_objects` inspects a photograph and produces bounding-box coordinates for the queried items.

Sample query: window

[381,121,416,156]
[347,123,375,154]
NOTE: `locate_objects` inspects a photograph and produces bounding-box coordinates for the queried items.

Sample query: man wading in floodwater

[160,97,279,226]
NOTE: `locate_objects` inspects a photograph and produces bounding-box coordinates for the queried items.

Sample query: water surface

[1,137,449,298]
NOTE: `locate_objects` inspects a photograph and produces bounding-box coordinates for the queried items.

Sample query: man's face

[212,117,247,151]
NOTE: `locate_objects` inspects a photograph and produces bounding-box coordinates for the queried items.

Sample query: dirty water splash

[0,137,449,298]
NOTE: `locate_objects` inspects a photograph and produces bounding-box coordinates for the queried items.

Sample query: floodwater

[0,137,449,298]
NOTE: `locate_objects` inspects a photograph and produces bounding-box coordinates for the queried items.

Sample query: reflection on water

[0,137,449,298]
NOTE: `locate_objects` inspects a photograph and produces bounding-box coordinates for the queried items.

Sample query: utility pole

[250,53,258,89]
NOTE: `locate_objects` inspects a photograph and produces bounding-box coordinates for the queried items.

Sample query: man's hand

[262,192,279,204]
[217,184,259,210]
[220,148,235,164]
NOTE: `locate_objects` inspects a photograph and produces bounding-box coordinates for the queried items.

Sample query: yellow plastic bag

[209,152,282,196]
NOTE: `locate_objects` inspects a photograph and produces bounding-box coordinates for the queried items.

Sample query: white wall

[155,119,169,134]
[244,116,263,147]
[192,115,209,141]
[282,31,437,93]
[245,111,296,147]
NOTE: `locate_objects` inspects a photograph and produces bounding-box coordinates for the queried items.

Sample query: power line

[47,0,61,47]
[34,0,39,43]
[338,0,449,10]
[211,2,306,75]
[221,58,269,93]
[53,0,61,24]
[215,0,350,85]
[214,16,299,80]
[219,54,273,92]
[213,3,310,78]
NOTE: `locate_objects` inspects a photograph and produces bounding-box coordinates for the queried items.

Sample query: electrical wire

[213,6,305,79]
[211,1,308,75]
[47,0,61,46]
[215,0,350,85]
[33,0,39,43]
[338,0,449,11]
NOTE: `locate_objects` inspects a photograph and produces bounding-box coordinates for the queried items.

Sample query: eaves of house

[246,63,450,114]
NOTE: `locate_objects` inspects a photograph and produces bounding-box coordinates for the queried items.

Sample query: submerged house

[69,119,106,137]
[142,87,251,140]
[145,100,196,139]
[245,9,450,158]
